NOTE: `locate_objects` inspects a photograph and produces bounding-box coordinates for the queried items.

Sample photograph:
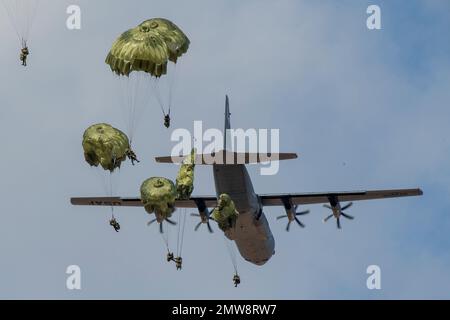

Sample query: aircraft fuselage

[213,163,275,266]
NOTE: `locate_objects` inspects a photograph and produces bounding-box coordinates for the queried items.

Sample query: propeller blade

[147,218,157,226]
[277,215,288,220]
[286,221,292,232]
[323,204,333,210]
[165,218,177,226]
[296,210,310,216]
[341,202,353,211]
[295,217,305,228]
[323,214,334,223]
[159,223,164,234]
[194,221,202,231]
[336,218,341,229]
[341,212,354,220]
[207,222,214,234]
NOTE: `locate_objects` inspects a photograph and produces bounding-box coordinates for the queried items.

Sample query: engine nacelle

[191,199,214,233]
[275,197,310,231]
[196,207,210,223]
[193,199,210,222]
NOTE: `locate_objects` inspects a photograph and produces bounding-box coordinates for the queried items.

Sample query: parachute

[1,0,39,47]
[106,18,189,77]
[140,177,177,222]
[82,123,133,172]
[211,194,240,232]
[105,18,190,131]
[175,149,196,200]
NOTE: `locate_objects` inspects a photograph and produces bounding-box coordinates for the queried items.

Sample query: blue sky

[0,0,449,299]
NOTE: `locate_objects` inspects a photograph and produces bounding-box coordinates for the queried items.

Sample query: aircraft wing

[71,188,422,209]
[259,188,423,206]
[70,196,218,208]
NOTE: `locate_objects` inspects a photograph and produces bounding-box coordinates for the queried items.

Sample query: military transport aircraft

[71,96,423,266]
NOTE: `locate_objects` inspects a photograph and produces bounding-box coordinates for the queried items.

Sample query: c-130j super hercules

[71,96,423,267]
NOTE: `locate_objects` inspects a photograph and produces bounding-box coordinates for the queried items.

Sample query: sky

[0,0,449,299]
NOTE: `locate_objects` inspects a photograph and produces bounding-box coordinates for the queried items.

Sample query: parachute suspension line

[1,0,22,42]
[176,209,181,256]
[165,220,170,250]
[1,1,18,40]
[118,77,129,139]
[127,76,135,143]
[148,63,179,118]
[23,0,39,44]
[107,166,121,217]
[118,73,146,147]
[108,169,114,219]
[108,171,114,217]
[167,63,179,117]
[159,221,170,250]
[176,209,187,257]
[92,166,107,197]
[124,74,141,145]
[129,74,139,144]
[150,77,166,116]
[91,167,113,205]
[180,209,187,256]
[223,236,238,274]
[109,171,116,196]
[1,0,39,46]
[123,77,132,143]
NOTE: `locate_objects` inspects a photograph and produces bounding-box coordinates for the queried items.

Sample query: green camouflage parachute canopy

[176,149,196,200]
[105,18,190,77]
[143,18,190,63]
[82,123,130,172]
[211,194,239,232]
[140,177,177,221]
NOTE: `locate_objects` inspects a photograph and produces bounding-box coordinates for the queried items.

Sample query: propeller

[323,202,354,229]
[147,218,177,233]
[277,207,310,232]
[191,213,214,233]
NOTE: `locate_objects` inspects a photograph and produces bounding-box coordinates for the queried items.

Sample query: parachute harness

[109,209,121,233]
[125,148,140,166]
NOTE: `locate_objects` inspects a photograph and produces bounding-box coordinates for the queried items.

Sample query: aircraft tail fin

[224,95,231,150]
[155,95,299,165]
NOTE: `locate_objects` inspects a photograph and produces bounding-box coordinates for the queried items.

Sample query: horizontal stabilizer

[155,151,298,165]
